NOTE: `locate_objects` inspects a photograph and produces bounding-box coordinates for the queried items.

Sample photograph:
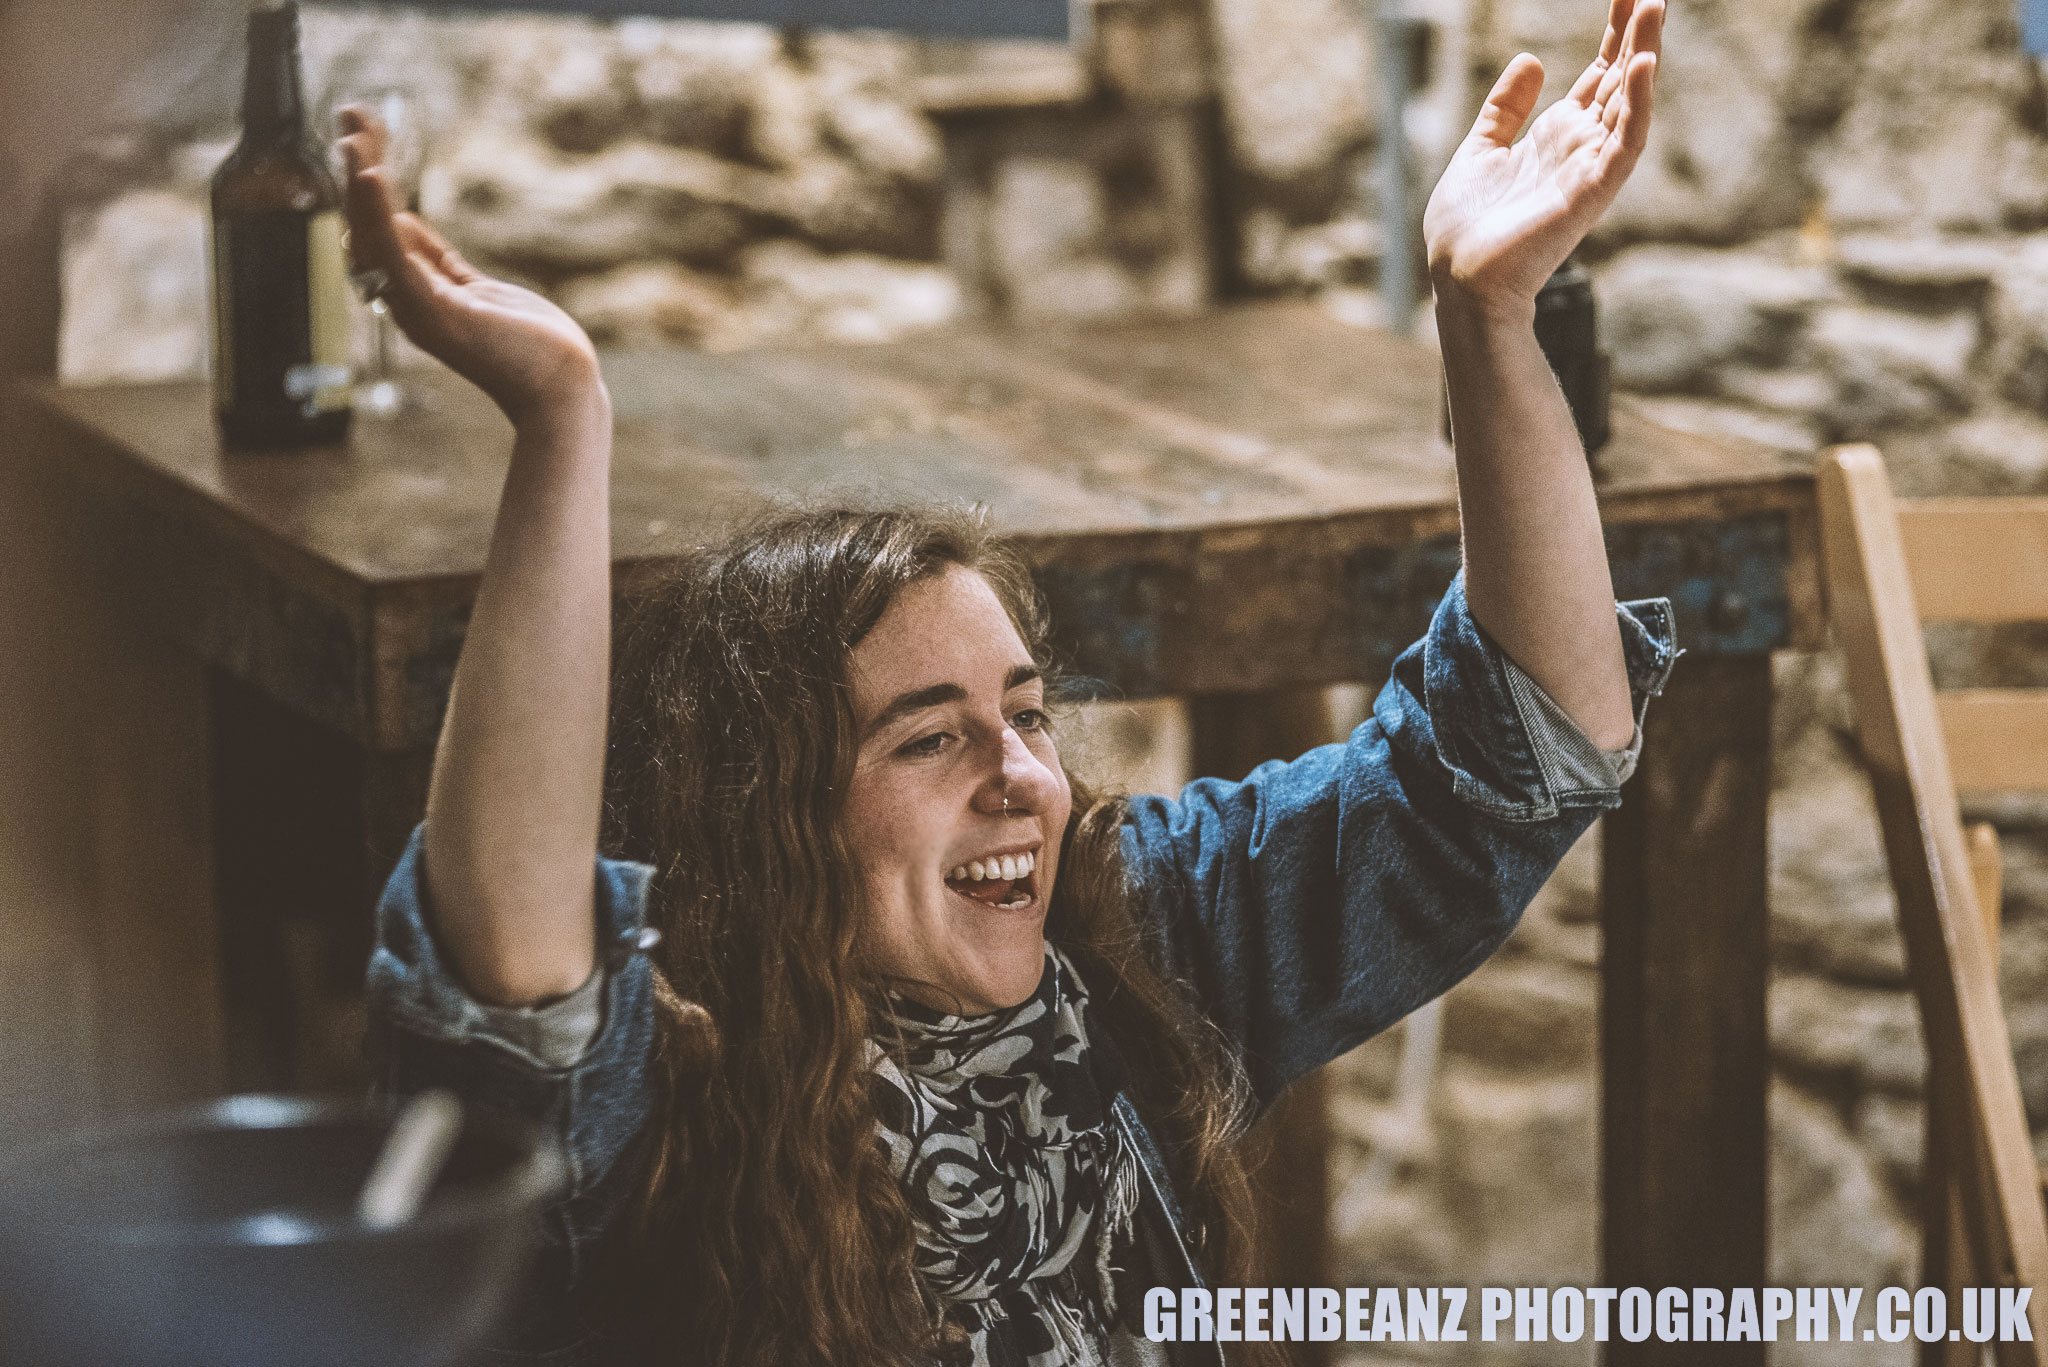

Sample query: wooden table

[14,299,1819,1364]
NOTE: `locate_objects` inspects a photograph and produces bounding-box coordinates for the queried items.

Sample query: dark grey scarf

[870,947,1141,1367]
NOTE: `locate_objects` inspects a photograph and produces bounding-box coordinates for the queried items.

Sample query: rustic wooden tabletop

[17,299,1819,751]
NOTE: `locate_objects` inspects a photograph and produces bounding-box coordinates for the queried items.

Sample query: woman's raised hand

[1422,0,1662,312]
[337,106,601,429]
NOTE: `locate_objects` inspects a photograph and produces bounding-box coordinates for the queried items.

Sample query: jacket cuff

[367,825,658,1073]
[1398,572,1678,822]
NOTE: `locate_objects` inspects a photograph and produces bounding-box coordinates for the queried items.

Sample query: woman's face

[844,564,1072,1015]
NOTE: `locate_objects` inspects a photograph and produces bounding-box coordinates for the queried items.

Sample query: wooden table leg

[1190,686,1341,1366]
[1601,653,1771,1365]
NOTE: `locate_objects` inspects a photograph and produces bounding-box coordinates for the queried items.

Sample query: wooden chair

[1817,444,2048,1364]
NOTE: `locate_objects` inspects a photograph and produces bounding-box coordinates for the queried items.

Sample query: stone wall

[44,0,2048,1358]
[58,7,969,380]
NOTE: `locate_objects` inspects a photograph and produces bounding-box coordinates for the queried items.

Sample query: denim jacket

[367,573,1678,1365]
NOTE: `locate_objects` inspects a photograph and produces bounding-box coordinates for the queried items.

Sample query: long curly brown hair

[602,506,1286,1366]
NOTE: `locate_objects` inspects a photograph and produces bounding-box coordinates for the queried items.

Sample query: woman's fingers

[340,136,406,272]
[1593,0,1662,114]
[336,104,390,168]
[344,158,457,340]
[1596,0,1635,66]
[1468,53,1546,148]
[396,213,484,287]
[1567,0,1638,106]
[1613,51,1657,152]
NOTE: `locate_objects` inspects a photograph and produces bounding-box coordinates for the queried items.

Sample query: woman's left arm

[1119,2,1675,1102]
[1425,0,1664,751]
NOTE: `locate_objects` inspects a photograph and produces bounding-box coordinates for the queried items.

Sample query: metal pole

[1373,7,1423,334]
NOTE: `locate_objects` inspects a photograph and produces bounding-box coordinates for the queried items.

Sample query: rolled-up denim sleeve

[365,826,661,1304]
[1121,571,1677,1103]
[1420,572,1677,820]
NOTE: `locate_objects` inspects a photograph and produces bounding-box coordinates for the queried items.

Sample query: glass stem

[374,300,394,382]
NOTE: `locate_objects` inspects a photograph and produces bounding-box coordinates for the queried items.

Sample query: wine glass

[332,88,426,417]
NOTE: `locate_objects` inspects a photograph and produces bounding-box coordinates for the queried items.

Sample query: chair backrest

[1818,444,2048,1352]
[1895,495,2048,793]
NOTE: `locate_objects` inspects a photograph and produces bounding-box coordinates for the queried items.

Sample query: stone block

[437,130,766,272]
[1770,973,1926,1097]
[1430,1070,1598,1288]
[1812,0,2048,230]
[1836,231,2014,293]
[1876,405,2048,496]
[1596,245,1832,392]
[301,4,475,149]
[58,189,209,386]
[1239,209,1380,291]
[1984,247,2048,414]
[824,93,944,184]
[1440,955,1597,1073]
[1769,1081,1916,1316]
[734,239,959,346]
[520,24,637,154]
[555,260,743,349]
[619,18,780,158]
[1852,1089,1923,1196]
[772,155,938,260]
[1801,304,1980,434]
[1208,0,1374,201]
[1769,717,1909,985]
[1626,395,1825,458]
[989,155,1103,280]
[985,155,1155,320]
[746,56,825,170]
[1712,365,1839,425]
[1096,3,1213,107]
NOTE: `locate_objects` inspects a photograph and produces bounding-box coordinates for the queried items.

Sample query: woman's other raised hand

[337,106,602,429]
[1422,0,1662,314]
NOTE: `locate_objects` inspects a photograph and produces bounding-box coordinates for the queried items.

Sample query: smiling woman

[353,1,1679,1363]
[846,564,1072,1015]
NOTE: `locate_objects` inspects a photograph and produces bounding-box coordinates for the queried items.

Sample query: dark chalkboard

[340,0,1072,39]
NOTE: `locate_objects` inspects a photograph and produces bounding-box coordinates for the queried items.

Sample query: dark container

[1440,257,1611,458]
[210,2,354,449]
[1532,257,1610,456]
[0,1094,563,1367]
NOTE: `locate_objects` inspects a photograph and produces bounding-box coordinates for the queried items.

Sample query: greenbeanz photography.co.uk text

[1141,1285,2037,1346]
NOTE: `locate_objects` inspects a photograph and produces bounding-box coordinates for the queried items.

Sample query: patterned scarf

[869,947,1141,1367]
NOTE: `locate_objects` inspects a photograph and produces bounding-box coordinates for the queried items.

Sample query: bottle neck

[240,4,306,144]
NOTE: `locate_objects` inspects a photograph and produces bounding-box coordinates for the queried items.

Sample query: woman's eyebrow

[864,682,965,740]
[862,666,1043,741]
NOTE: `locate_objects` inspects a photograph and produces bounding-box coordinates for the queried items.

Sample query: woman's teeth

[946,850,1036,883]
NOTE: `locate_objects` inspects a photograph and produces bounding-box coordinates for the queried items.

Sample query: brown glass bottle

[210,1,352,448]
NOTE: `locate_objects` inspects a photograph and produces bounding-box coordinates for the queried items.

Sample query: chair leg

[1925,1092,1985,1367]
[1921,824,2005,1367]
[1967,823,2003,961]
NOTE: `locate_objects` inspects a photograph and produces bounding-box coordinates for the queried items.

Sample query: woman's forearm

[1437,281,1635,751]
[422,374,615,1005]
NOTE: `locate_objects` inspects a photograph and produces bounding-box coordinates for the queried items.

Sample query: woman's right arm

[341,110,609,1006]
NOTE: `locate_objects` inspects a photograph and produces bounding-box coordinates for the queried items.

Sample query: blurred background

[5,0,2048,1361]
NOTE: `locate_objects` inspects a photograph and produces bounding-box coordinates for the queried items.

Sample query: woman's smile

[943,846,1039,908]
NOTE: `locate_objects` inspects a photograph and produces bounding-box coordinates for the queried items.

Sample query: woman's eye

[901,731,953,758]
